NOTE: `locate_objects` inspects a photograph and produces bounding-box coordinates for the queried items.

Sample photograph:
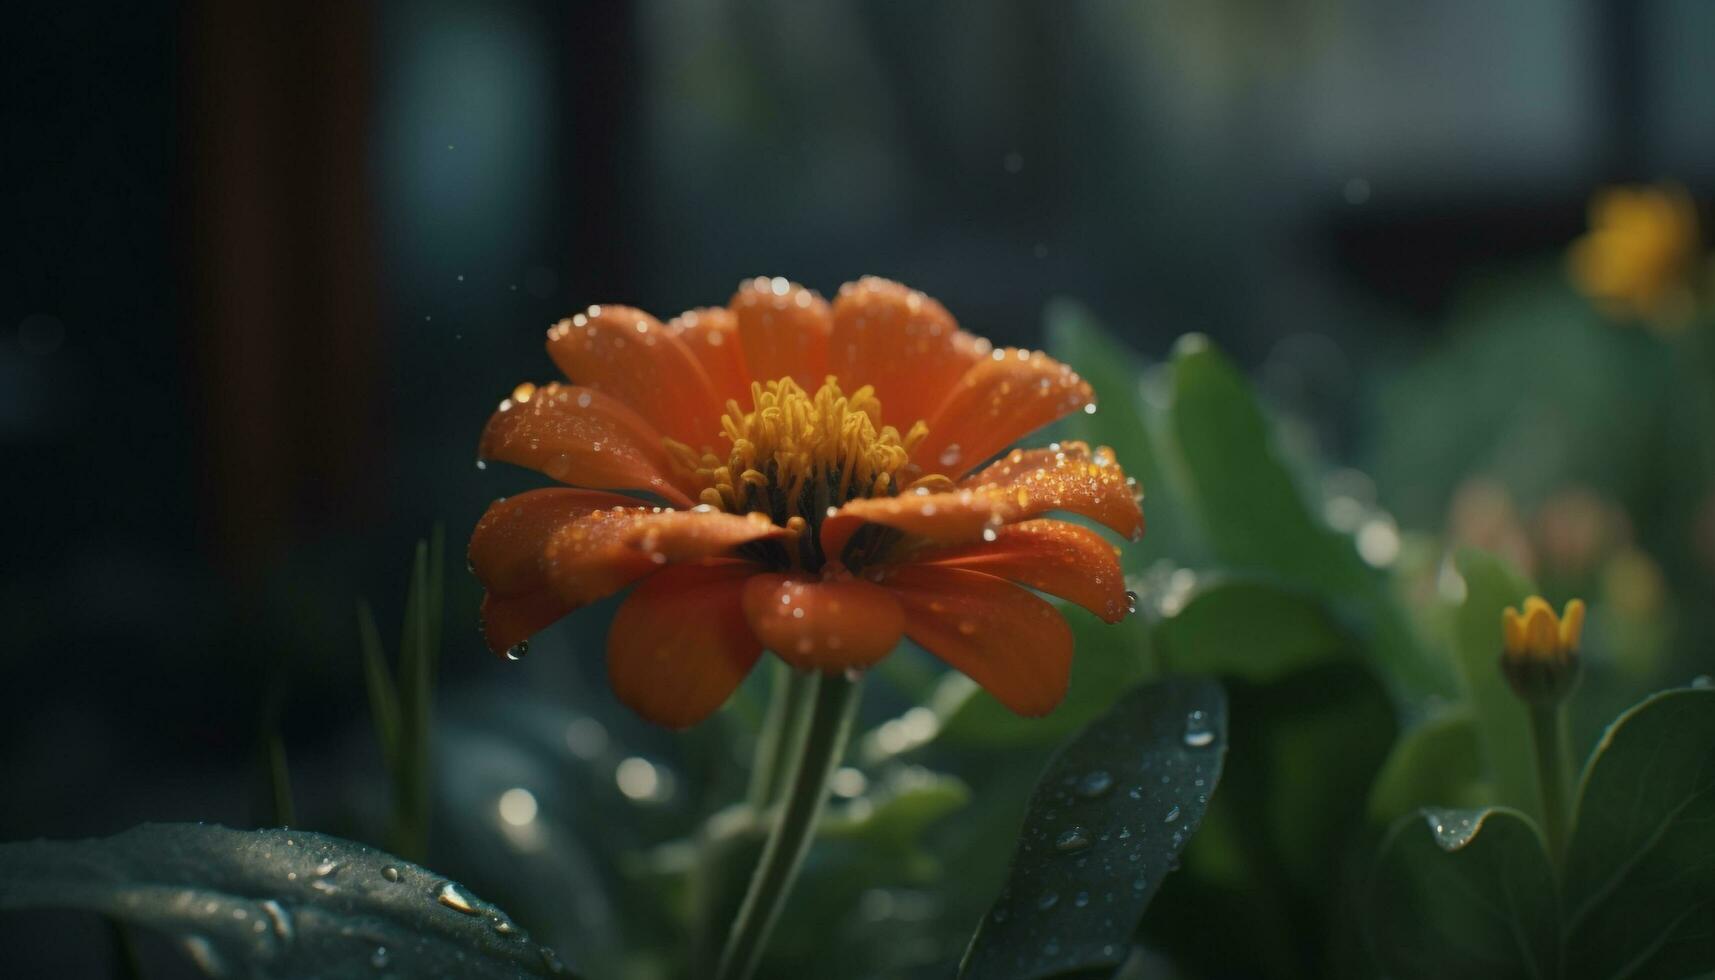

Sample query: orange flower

[468,277,1144,728]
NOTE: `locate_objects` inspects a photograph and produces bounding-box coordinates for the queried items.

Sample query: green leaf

[392,535,442,861]
[958,677,1227,979]
[924,610,1153,747]
[1045,300,1202,567]
[1450,549,1540,819]
[1166,337,1438,694]
[1365,807,1559,980]
[1168,337,1365,594]
[356,599,399,771]
[1143,663,1395,979]
[819,768,971,862]
[1562,687,1715,980]
[1153,578,1353,683]
[1367,707,1489,824]
[0,823,576,978]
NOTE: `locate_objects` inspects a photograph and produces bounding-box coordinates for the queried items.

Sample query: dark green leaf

[1153,578,1352,683]
[1144,663,1395,980]
[959,677,1227,979]
[1365,808,1559,980]
[1562,687,1715,980]
[0,823,576,978]
[1451,549,1539,818]
[1367,707,1488,824]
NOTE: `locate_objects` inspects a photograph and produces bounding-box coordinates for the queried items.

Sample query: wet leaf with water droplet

[1365,807,1557,979]
[0,824,579,978]
[959,677,1227,979]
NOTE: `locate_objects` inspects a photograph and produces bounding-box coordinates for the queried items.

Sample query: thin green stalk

[265,733,296,828]
[746,664,814,809]
[1528,701,1572,865]
[715,671,862,980]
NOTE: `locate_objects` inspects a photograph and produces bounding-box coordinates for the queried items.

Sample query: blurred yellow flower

[1500,596,1585,704]
[1568,183,1701,328]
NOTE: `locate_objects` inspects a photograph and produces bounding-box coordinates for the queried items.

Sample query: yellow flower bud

[1499,596,1585,705]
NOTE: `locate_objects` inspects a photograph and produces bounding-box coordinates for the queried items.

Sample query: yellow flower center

[665,377,947,568]
[669,376,931,513]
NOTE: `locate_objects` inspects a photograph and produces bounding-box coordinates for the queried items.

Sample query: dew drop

[437,882,479,915]
[1163,805,1181,823]
[1125,591,1139,615]
[382,866,400,883]
[371,946,390,969]
[1073,890,1090,908]
[259,900,294,944]
[1182,709,1214,748]
[1132,874,1148,893]
[505,641,529,662]
[1036,891,1059,910]
[1076,770,1114,798]
[1053,826,1092,853]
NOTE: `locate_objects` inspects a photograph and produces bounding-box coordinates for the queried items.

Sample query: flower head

[1499,595,1585,705]
[1568,183,1701,328]
[469,276,1144,727]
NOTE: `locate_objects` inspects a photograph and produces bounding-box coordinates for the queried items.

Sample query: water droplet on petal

[505,641,529,662]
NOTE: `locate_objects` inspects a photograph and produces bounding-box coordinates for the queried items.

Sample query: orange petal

[740,573,905,670]
[904,519,1130,622]
[730,276,831,389]
[608,563,763,728]
[821,441,1144,560]
[478,383,696,506]
[668,306,752,408]
[543,507,788,606]
[915,349,1095,478]
[828,277,992,432]
[469,487,646,596]
[479,588,572,657]
[878,565,1072,717]
[547,304,722,447]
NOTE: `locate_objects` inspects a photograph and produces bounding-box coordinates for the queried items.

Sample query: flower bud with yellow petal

[1499,596,1585,705]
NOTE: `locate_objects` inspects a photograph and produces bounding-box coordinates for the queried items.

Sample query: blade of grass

[265,732,297,829]
[394,538,434,861]
[357,599,400,771]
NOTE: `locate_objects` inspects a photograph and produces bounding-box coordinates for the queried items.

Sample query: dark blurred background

[3,0,1714,973]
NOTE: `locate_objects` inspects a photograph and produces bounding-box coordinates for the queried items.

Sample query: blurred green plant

[357,525,446,862]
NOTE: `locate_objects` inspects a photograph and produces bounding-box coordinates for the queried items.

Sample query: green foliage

[1562,688,1715,979]
[1449,549,1541,818]
[1153,578,1354,683]
[1366,687,1715,979]
[358,526,446,862]
[1366,808,1560,979]
[1366,707,1488,823]
[959,677,1227,980]
[0,824,575,978]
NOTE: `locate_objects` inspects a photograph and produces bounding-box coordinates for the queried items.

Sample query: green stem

[746,663,814,809]
[1528,701,1572,865]
[715,671,862,980]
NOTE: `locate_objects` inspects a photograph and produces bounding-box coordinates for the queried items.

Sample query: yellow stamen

[665,376,931,521]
